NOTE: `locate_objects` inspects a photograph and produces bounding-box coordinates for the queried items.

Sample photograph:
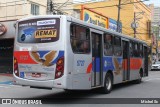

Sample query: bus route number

[77,60,85,66]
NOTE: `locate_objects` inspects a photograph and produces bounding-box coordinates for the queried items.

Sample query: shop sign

[81,6,108,29]
[109,18,122,33]
[0,23,7,36]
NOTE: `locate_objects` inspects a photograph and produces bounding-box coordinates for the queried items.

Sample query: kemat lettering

[35,29,57,38]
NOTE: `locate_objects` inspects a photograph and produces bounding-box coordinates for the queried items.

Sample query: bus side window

[130,42,133,57]
[104,33,113,56]
[114,36,122,56]
[134,42,138,57]
[139,44,143,57]
[70,24,76,38]
[132,41,136,57]
[70,24,90,54]
[137,43,142,57]
[132,42,139,57]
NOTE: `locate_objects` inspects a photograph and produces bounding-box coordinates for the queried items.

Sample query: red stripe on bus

[122,58,142,70]
[14,51,37,64]
[87,63,92,74]
[130,58,142,70]
[86,58,95,74]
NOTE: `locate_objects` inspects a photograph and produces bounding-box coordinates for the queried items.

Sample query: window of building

[104,34,113,56]
[70,24,90,54]
[31,4,39,15]
[114,36,122,56]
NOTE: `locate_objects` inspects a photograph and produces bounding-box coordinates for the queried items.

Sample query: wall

[0,0,47,21]
[133,0,151,41]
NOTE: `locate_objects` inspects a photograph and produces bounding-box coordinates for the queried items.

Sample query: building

[0,0,47,73]
[0,0,47,21]
[148,4,154,21]
[152,6,160,26]
[148,4,160,60]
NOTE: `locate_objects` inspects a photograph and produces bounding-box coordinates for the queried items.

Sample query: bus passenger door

[91,32,102,87]
[122,40,130,81]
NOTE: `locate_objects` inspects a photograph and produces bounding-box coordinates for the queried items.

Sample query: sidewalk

[0,73,13,85]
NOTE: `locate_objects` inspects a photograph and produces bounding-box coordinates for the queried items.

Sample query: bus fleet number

[77,60,85,66]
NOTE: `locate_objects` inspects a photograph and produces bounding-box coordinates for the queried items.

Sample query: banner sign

[81,6,108,29]
[109,18,122,33]
[18,18,60,43]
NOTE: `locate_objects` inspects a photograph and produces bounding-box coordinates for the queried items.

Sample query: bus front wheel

[101,73,113,94]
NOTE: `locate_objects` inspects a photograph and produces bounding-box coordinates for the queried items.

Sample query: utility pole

[134,12,136,38]
[47,0,53,15]
[117,0,121,33]
[131,12,144,38]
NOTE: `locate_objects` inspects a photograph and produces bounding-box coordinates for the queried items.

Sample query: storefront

[0,20,16,74]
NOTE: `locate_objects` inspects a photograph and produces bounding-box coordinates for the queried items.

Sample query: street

[0,71,160,99]
[1,71,160,107]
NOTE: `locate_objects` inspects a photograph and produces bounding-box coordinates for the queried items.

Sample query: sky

[144,0,160,7]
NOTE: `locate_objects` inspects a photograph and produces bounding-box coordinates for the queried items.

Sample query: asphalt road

[0,71,160,106]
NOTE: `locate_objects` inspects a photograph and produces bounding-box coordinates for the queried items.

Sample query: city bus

[13,15,148,93]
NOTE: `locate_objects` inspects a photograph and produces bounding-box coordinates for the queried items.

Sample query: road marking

[0,84,22,88]
[0,81,13,85]
[0,86,9,88]
[144,78,160,81]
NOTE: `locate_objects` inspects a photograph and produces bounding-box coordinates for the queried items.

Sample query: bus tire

[101,73,113,94]
[135,71,142,84]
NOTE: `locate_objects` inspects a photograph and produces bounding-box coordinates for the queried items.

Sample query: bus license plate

[32,73,41,78]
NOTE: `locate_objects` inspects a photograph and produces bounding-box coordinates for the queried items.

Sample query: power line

[122,27,133,32]
[132,4,150,20]
[56,0,70,10]
[130,2,151,38]
[60,0,149,10]
[122,26,149,36]
[121,0,130,4]
[123,31,129,34]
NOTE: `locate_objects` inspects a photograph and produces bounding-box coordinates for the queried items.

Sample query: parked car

[151,61,160,71]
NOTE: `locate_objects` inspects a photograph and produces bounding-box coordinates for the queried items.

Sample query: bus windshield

[17,18,60,43]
